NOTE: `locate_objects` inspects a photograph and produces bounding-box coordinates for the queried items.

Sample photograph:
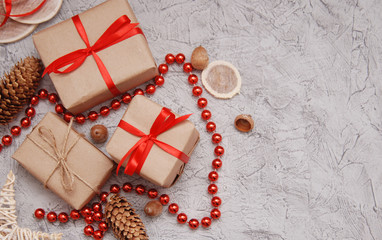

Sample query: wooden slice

[2,0,63,25]
[0,1,37,44]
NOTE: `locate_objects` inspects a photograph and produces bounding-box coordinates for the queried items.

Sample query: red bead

[85,215,94,224]
[84,225,94,236]
[70,209,81,220]
[34,208,45,219]
[211,196,222,207]
[147,189,158,199]
[197,98,208,108]
[122,183,133,192]
[192,86,202,96]
[92,203,102,213]
[93,230,104,240]
[175,53,185,64]
[100,192,108,202]
[63,112,73,122]
[154,75,165,86]
[188,74,198,84]
[48,93,59,103]
[75,114,86,124]
[208,184,218,194]
[38,89,48,99]
[47,212,57,223]
[110,184,121,194]
[88,111,98,121]
[159,194,170,205]
[135,185,145,195]
[25,107,36,117]
[92,212,103,222]
[201,217,212,228]
[2,135,12,146]
[206,122,216,132]
[183,63,193,73]
[158,64,169,74]
[134,88,144,96]
[99,106,110,116]
[177,213,187,224]
[168,203,179,214]
[111,99,121,110]
[30,96,39,105]
[208,171,219,181]
[99,221,108,232]
[55,104,65,114]
[20,117,31,128]
[211,208,221,219]
[212,159,222,169]
[188,219,199,229]
[58,212,69,223]
[81,207,92,218]
[201,110,211,120]
[214,146,224,156]
[165,54,175,64]
[146,84,156,95]
[212,133,222,144]
[10,126,21,136]
[121,93,132,103]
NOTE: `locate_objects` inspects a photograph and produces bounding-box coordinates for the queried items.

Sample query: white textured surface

[1,0,382,239]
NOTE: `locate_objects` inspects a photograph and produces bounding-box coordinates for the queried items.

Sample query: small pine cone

[105,194,149,240]
[0,57,42,125]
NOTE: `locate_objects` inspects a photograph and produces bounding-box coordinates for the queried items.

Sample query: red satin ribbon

[0,0,47,27]
[116,108,192,176]
[42,15,143,96]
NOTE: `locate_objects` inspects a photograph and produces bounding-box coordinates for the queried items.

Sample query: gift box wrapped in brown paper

[106,95,200,187]
[33,0,158,114]
[12,112,114,210]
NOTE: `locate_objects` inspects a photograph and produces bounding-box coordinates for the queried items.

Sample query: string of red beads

[32,53,223,238]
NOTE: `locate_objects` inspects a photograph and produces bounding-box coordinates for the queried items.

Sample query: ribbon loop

[116,108,192,176]
[1,0,47,27]
[42,14,144,97]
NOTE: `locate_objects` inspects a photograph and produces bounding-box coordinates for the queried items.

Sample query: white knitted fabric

[0,171,63,240]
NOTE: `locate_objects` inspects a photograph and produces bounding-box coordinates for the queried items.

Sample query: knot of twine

[28,118,95,192]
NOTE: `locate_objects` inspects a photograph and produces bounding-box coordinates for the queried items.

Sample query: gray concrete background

[1,0,382,239]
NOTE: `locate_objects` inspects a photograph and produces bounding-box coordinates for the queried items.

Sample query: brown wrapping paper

[32,0,158,114]
[106,95,200,187]
[12,112,114,210]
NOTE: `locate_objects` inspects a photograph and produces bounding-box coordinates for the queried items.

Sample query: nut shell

[90,125,108,143]
[144,200,163,217]
[234,114,254,132]
[191,46,209,70]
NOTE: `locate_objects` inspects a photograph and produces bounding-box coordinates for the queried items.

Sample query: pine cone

[105,194,149,240]
[0,57,43,125]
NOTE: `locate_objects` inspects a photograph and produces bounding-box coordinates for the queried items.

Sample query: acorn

[90,125,108,143]
[191,46,209,70]
[144,200,163,217]
[234,114,254,132]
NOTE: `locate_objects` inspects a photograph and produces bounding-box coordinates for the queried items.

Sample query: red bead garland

[31,53,223,236]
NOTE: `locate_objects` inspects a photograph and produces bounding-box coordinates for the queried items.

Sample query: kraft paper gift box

[106,95,200,187]
[33,0,158,114]
[12,112,114,210]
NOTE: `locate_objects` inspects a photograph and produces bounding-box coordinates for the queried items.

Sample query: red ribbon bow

[116,108,192,176]
[1,0,46,27]
[42,14,143,96]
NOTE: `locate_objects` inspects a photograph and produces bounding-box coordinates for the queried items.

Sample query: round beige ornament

[0,1,37,44]
[201,60,241,99]
[2,0,63,25]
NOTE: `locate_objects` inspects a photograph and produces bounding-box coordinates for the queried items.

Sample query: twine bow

[117,107,191,176]
[28,118,96,192]
[1,0,47,27]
